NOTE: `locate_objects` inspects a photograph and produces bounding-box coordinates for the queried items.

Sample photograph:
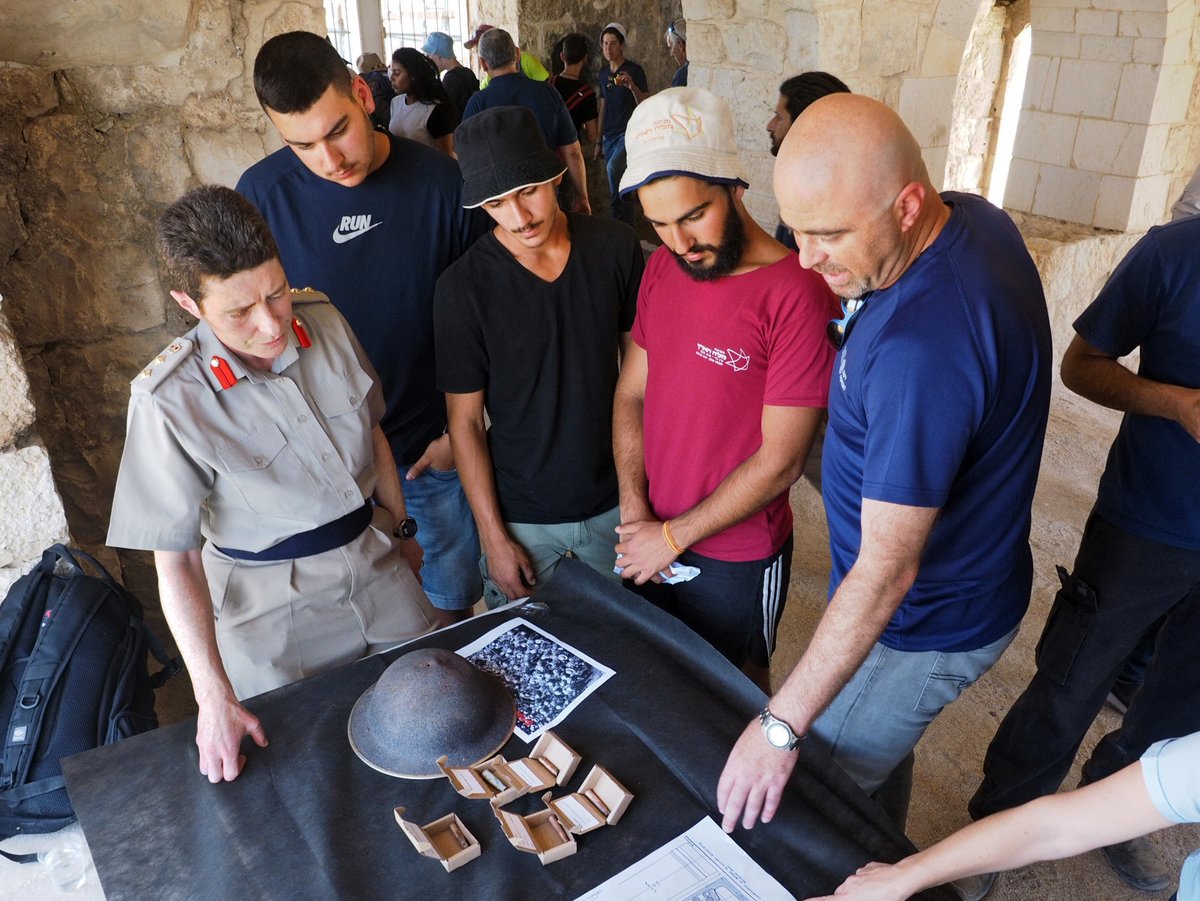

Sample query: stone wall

[684,0,1200,233]
[0,0,325,589]
[0,298,69,594]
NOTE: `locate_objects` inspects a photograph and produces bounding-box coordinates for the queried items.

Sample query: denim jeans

[602,132,632,223]
[398,464,481,610]
[970,513,1200,819]
[479,506,622,608]
[809,623,1019,828]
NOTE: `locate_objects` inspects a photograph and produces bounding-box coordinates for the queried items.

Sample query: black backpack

[0,544,181,855]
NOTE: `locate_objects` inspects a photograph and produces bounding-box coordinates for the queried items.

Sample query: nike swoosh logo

[331,221,383,244]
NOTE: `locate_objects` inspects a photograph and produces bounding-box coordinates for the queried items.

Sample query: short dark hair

[156,186,279,303]
[477,28,517,70]
[254,31,354,114]
[779,71,851,122]
[561,33,589,66]
[601,26,625,45]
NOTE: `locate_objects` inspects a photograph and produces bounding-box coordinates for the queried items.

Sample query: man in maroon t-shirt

[612,87,836,691]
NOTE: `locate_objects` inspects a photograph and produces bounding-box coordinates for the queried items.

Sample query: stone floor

[2,388,1195,900]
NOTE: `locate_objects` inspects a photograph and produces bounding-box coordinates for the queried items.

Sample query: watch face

[765,721,791,748]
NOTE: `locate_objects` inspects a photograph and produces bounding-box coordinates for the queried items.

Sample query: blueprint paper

[574,817,795,901]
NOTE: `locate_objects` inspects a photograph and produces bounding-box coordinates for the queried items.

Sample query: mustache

[672,244,720,260]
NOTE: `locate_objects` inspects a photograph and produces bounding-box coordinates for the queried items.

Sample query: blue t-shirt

[598,60,648,138]
[1073,217,1200,550]
[462,73,577,150]
[237,135,485,464]
[1142,733,1200,901]
[671,62,689,88]
[822,193,1052,652]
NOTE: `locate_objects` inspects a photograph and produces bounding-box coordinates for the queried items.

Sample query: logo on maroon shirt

[696,343,750,372]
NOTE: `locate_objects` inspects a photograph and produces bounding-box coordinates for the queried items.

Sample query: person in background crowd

[465,23,549,88]
[595,22,648,223]
[237,31,486,626]
[549,33,599,211]
[464,28,590,214]
[388,47,458,156]
[767,72,851,252]
[551,33,599,146]
[666,21,688,87]
[421,31,479,122]
[355,52,395,130]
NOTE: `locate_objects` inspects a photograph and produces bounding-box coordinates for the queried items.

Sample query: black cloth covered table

[64,559,956,900]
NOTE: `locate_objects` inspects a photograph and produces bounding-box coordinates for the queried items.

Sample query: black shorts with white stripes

[629,535,794,669]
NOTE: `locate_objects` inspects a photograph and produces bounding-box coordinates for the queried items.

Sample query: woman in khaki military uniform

[108,186,437,783]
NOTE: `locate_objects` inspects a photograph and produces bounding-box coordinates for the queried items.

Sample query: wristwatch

[759,706,804,751]
[393,517,419,540]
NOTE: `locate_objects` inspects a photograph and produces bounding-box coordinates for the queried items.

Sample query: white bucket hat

[619,87,749,197]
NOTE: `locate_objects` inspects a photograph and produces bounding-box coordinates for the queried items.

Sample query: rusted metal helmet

[348,647,516,779]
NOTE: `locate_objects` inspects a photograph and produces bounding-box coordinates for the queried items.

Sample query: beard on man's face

[670,195,748,283]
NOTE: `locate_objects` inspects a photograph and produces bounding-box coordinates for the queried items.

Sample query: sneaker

[1100,836,1171,892]
[951,871,996,901]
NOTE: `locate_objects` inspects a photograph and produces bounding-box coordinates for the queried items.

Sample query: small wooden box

[438,731,581,806]
[493,806,578,865]
[546,765,634,833]
[393,806,481,872]
[493,765,634,865]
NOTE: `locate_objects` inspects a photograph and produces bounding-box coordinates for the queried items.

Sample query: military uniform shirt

[107,293,385,554]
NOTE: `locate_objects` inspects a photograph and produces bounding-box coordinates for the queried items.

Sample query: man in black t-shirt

[550,34,599,144]
[422,32,479,121]
[434,107,644,605]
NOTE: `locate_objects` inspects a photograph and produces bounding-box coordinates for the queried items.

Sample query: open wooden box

[438,730,581,806]
[492,765,634,865]
[393,806,481,872]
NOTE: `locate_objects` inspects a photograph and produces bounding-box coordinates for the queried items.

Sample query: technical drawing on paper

[574,817,795,901]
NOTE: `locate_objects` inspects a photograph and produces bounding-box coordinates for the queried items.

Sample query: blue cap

[422,32,454,58]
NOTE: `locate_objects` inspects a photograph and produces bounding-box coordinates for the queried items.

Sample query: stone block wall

[0,0,325,587]
[684,0,1200,233]
[1006,0,1200,230]
[0,299,69,594]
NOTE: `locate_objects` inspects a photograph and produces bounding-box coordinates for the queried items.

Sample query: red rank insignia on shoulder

[210,355,237,390]
[291,317,312,348]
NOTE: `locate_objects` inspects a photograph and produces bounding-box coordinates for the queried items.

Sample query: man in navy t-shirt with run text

[717,95,1052,856]
[237,31,485,621]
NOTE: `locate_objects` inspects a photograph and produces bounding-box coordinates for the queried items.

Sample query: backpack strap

[0,847,38,864]
[563,85,593,112]
[0,546,63,673]
[140,620,184,689]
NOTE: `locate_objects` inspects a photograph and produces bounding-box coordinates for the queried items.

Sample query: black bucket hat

[348,647,516,779]
[455,106,566,209]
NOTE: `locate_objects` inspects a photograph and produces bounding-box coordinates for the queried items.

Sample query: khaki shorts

[203,506,436,700]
